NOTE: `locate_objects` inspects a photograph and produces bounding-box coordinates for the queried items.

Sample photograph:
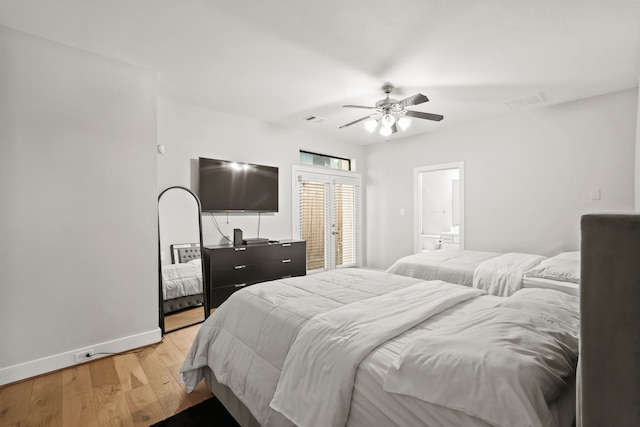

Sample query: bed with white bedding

[161,243,204,314]
[386,249,580,296]
[180,268,579,427]
[386,249,548,296]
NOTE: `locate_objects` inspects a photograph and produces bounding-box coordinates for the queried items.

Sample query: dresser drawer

[261,258,306,281]
[210,264,261,287]
[208,245,266,270]
[264,241,306,261]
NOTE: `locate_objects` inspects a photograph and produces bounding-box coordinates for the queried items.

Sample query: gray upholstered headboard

[170,243,201,263]
[579,213,640,426]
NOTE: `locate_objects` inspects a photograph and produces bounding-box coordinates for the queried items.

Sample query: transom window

[299,150,352,171]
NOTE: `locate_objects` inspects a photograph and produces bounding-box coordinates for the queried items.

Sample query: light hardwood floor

[0,323,211,427]
[164,307,206,333]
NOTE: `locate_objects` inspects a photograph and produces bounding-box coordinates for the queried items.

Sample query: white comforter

[472,252,547,296]
[270,281,484,427]
[180,269,579,427]
[386,250,500,286]
[161,259,202,300]
[384,288,579,427]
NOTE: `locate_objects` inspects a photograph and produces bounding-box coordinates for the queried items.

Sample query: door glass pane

[334,183,356,267]
[300,181,326,270]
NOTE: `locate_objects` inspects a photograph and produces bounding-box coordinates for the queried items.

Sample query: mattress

[181,268,579,427]
[522,276,579,296]
[203,366,576,427]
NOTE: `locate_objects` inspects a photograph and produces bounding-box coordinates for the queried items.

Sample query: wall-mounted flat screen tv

[198,157,279,213]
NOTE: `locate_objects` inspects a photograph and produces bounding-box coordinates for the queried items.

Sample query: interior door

[293,167,361,272]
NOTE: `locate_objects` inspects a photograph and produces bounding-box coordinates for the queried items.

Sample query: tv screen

[198,157,279,212]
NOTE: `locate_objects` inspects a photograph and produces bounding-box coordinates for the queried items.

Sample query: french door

[293,166,361,272]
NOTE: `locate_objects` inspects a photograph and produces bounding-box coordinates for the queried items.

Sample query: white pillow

[554,251,580,261]
[524,252,580,283]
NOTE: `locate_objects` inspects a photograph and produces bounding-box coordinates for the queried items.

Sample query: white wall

[366,89,638,269]
[0,26,158,385]
[157,97,365,247]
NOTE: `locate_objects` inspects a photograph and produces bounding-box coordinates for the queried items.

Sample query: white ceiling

[1,0,639,145]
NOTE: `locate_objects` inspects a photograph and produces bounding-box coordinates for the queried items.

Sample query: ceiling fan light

[364,119,378,133]
[379,126,392,137]
[381,113,396,127]
[398,117,411,131]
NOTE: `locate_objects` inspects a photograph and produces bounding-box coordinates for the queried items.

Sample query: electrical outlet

[74,349,95,363]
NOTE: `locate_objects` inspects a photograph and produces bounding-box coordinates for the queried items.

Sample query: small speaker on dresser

[233,228,243,246]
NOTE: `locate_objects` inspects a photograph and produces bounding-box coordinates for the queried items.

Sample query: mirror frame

[158,185,209,334]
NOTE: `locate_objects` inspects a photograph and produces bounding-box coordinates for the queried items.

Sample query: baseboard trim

[0,328,162,387]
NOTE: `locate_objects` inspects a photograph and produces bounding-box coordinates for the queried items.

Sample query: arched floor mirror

[158,186,209,334]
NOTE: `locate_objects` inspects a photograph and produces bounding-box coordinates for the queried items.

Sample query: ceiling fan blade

[339,114,377,129]
[343,104,377,110]
[398,93,429,108]
[405,110,444,121]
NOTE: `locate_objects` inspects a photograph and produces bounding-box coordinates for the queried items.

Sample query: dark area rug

[151,396,240,427]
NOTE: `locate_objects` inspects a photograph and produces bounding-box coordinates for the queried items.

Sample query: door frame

[413,162,465,253]
[292,165,362,272]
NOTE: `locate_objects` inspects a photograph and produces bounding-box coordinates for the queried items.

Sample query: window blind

[334,183,358,267]
[299,180,328,271]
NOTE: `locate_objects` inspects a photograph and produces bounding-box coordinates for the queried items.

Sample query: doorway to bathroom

[414,162,464,253]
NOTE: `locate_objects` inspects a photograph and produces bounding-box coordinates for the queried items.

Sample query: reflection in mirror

[158,186,208,333]
[414,162,464,253]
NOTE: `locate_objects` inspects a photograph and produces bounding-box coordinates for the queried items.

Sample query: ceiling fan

[339,83,443,137]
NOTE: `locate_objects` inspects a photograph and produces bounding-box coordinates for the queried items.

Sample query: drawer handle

[234,265,246,269]
[234,247,246,251]
[282,243,291,247]
[282,259,291,263]
[234,283,247,288]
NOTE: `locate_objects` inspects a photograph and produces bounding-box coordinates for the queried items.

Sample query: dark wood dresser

[203,240,306,308]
